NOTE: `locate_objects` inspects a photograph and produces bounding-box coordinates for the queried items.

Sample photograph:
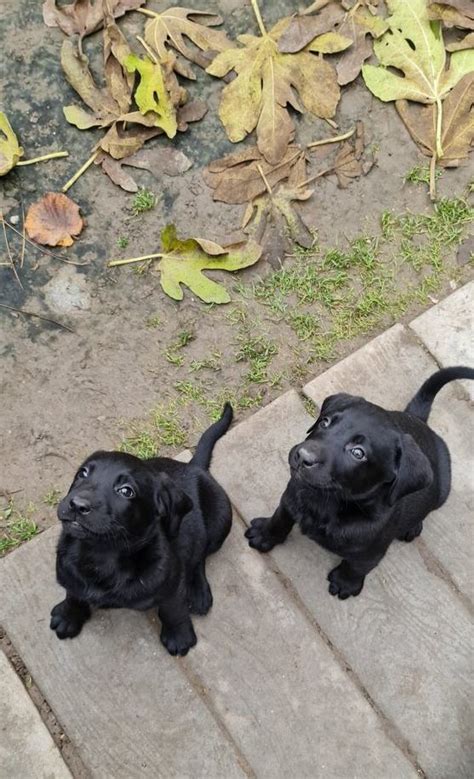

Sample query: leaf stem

[108,253,163,267]
[298,166,334,187]
[16,150,69,166]
[307,127,355,148]
[435,97,443,159]
[429,153,437,202]
[251,0,267,36]
[301,0,332,15]
[136,7,157,17]
[136,35,159,63]
[62,149,100,193]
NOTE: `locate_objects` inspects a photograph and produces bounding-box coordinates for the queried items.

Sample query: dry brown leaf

[25,192,84,247]
[278,2,345,53]
[95,146,192,192]
[333,121,372,187]
[141,6,233,79]
[43,0,145,48]
[204,146,306,204]
[428,1,474,30]
[396,73,474,166]
[240,154,313,267]
[336,6,389,86]
[446,31,474,50]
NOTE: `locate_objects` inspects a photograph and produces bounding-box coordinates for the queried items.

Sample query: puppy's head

[57,452,193,544]
[289,393,433,505]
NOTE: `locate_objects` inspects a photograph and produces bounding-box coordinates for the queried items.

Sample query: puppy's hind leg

[188,560,213,616]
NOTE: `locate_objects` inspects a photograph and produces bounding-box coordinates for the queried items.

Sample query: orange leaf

[25,192,84,247]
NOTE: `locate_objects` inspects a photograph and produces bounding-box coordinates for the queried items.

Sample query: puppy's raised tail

[405,366,474,422]
[191,403,233,470]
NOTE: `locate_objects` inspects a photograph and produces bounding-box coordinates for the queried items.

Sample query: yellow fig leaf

[306,32,353,54]
[0,112,24,175]
[125,55,178,138]
[158,225,262,303]
[207,18,340,165]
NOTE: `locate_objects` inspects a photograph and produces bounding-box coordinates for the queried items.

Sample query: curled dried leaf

[25,192,84,247]
[43,0,146,45]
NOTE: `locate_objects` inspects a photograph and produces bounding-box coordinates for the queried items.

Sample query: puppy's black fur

[51,405,233,655]
[245,367,474,599]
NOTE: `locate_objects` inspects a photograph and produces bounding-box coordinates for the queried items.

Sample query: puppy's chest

[291,492,351,552]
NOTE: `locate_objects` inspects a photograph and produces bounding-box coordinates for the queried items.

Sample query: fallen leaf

[125,54,182,137]
[362,0,474,195]
[143,225,262,303]
[207,17,340,164]
[141,6,233,79]
[396,73,474,165]
[43,0,145,48]
[335,6,389,86]
[0,112,24,175]
[277,2,345,53]
[362,0,474,104]
[332,121,370,187]
[428,1,474,30]
[95,146,192,192]
[204,145,306,204]
[242,155,314,266]
[25,192,84,247]
[446,32,474,50]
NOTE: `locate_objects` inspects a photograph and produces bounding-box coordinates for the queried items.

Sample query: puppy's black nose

[295,445,324,467]
[69,495,91,515]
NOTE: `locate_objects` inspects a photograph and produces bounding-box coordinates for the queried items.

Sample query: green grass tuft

[131,188,156,216]
[0,500,38,555]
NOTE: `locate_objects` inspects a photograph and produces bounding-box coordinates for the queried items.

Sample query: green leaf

[158,224,262,303]
[0,112,23,175]
[362,0,474,104]
[125,54,178,138]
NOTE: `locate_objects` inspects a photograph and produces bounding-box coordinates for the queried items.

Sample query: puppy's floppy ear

[306,393,359,436]
[155,473,193,539]
[388,434,433,506]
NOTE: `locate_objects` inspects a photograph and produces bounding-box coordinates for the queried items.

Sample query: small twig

[298,166,334,187]
[136,35,159,63]
[2,218,89,267]
[256,164,273,195]
[16,151,68,167]
[325,117,338,129]
[0,212,23,288]
[108,253,163,267]
[62,149,99,193]
[0,303,74,333]
[301,0,332,15]
[251,0,267,35]
[307,127,355,148]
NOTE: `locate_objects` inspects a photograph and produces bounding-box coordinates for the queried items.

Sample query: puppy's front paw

[327,564,364,600]
[160,620,197,656]
[397,521,423,542]
[245,518,280,553]
[50,599,90,639]
[189,579,213,616]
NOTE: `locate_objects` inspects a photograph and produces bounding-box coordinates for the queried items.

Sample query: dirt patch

[0,0,473,542]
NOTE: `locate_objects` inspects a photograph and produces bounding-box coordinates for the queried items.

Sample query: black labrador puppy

[51,405,233,655]
[246,367,474,599]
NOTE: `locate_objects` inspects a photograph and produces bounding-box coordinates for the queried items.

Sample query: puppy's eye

[350,447,366,461]
[77,467,88,479]
[117,485,135,499]
[319,416,331,428]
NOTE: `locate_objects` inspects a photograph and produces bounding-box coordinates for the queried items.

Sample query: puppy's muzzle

[290,443,326,470]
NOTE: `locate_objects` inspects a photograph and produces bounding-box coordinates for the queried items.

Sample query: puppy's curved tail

[191,403,233,470]
[405,366,474,422]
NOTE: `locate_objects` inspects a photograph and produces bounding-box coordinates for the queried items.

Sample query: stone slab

[0,649,72,779]
[182,514,416,779]
[410,282,474,400]
[303,323,474,599]
[0,530,246,779]
[211,337,474,777]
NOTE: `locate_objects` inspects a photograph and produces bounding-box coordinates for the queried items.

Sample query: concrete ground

[0,281,472,778]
